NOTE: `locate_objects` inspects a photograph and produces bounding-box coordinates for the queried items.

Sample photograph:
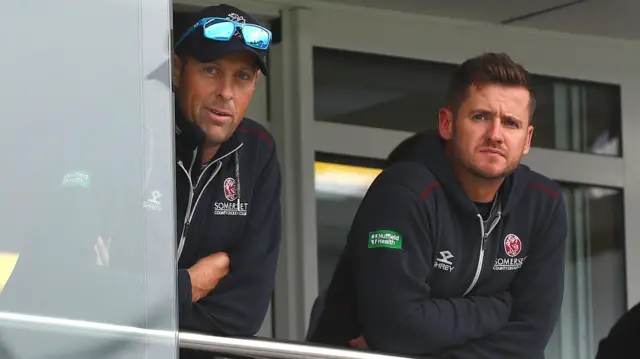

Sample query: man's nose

[487,118,504,143]
[216,76,234,101]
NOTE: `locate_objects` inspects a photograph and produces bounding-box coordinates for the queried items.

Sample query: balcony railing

[180,332,416,359]
[0,311,421,359]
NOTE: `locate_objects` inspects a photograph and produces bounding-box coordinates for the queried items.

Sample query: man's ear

[523,125,534,156]
[172,53,183,92]
[438,108,454,140]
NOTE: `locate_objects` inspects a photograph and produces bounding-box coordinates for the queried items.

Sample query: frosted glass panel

[0,0,178,358]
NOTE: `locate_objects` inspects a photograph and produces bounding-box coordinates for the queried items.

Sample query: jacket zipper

[175,149,198,263]
[175,143,243,262]
[462,212,502,296]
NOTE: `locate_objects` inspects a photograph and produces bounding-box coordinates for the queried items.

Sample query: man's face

[173,51,259,147]
[439,84,534,180]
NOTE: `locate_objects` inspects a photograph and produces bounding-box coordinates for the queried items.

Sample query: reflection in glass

[315,154,625,359]
[0,0,177,358]
[313,47,622,156]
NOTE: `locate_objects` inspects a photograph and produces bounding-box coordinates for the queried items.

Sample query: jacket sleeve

[178,148,282,336]
[442,197,568,359]
[352,178,512,355]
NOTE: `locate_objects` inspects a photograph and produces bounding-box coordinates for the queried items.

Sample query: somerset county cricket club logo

[224,177,238,201]
[215,177,247,216]
[504,234,522,258]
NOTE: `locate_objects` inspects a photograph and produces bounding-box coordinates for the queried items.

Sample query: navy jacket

[595,301,640,359]
[309,132,567,359]
[174,107,281,337]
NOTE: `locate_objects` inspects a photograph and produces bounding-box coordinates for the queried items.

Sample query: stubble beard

[450,129,517,181]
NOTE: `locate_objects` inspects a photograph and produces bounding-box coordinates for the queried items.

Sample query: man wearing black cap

[172,4,281,356]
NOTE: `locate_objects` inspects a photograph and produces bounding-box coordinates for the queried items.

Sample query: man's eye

[472,114,485,120]
[204,67,218,74]
[238,72,251,81]
[505,120,519,128]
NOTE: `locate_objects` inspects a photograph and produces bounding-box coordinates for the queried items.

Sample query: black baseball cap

[174,4,269,76]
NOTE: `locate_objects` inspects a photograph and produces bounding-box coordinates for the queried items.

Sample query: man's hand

[187,252,230,303]
[350,335,369,349]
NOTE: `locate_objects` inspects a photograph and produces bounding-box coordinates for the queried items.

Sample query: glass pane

[545,186,627,359]
[313,47,622,156]
[315,153,626,358]
[0,0,178,358]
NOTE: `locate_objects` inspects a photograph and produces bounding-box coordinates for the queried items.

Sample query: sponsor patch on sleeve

[368,230,403,249]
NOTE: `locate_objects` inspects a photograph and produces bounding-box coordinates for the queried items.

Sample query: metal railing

[180,331,416,359]
[0,311,420,359]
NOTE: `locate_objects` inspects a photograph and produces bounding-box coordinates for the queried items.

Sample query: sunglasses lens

[242,25,271,50]
[203,21,234,40]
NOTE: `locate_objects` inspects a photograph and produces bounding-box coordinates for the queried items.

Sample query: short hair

[445,52,536,119]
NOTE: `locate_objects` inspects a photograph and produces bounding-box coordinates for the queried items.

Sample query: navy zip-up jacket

[595,301,640,359]
[174,107,282,338]
[309,132,567,358]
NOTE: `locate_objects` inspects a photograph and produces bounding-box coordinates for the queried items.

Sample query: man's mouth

[207,108,234,124]
[209,108,233,117]
[480,148,506,157]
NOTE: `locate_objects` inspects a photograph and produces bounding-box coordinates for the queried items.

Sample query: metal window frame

[268,7,318,341]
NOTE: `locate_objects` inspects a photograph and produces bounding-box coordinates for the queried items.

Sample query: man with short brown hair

[309,53,567,359]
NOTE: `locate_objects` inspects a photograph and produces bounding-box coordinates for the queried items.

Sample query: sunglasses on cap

[175,17,272,51]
